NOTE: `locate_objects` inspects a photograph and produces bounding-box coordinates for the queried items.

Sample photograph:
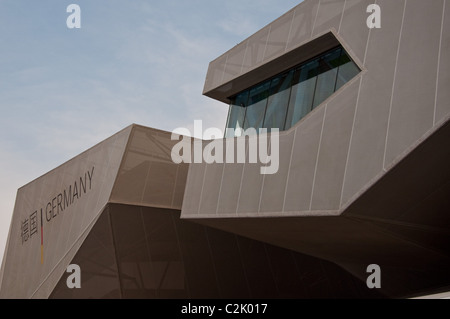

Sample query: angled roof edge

[204,31,341,104]
[17,125,135,191]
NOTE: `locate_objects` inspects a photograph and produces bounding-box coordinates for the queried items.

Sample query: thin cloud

[218,16,260,38]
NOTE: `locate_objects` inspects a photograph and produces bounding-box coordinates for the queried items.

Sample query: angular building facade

[1,0,449,299]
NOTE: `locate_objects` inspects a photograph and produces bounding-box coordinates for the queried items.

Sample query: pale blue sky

[0,1,302,265]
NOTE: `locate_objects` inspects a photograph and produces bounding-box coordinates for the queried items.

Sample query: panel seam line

[338,0,347,34]
[382,0,408,170]
[434,0,446,126]
[309,105,327,211]
[285,9,296,52]
[282,128,297,212]
[311,0,321,38]
[339,76,363,208]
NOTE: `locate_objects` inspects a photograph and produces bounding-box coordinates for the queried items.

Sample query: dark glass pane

[285,60,319,130]
[319,47,343,71]
[263,70,294,132]
[244,80,270,132]
[335,51,360,90]
[225,105,246,137]
[226,91,248,137]
[312,48,341,108]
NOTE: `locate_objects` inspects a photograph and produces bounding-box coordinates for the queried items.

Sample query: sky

[0,0,303,267]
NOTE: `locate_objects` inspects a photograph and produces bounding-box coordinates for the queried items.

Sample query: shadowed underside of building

[49,204,384,299]
[1,0,449,299]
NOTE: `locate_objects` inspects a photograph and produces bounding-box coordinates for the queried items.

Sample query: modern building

[1,0,449,299]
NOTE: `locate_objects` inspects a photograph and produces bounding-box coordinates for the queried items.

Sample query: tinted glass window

[335,51,360,90]
[244,81,270,132]
[285,60,319,130]
[226,91,249,137]
[312,48,341,108]
[263,70,294,132]
[226,46,360,137]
